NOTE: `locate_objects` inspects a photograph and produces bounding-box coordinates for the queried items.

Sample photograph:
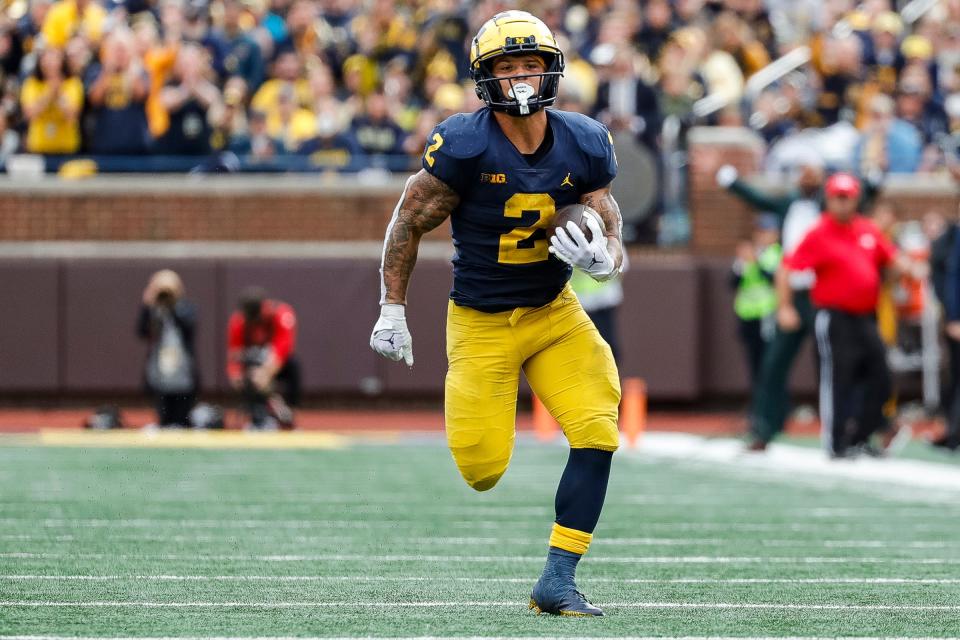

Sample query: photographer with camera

[137,269,198,427]
[227,286,300,430]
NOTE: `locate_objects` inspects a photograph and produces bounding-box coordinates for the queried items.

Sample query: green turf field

[1,432,959,638]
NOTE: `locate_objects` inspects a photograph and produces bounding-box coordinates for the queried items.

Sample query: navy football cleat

[529,574,604,616]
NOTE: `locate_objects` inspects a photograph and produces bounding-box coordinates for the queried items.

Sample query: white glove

[370,303,413,366]
[548,213,617,281]
[716,164,738,188]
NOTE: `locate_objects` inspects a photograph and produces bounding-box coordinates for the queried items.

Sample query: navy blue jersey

[422,108,617,311]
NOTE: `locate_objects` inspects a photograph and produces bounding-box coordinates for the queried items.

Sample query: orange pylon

[621,377,647,447]
[532,393,559,441]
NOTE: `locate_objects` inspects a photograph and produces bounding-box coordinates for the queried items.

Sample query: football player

[370,10,624,616]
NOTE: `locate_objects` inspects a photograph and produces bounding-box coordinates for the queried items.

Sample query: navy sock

[543,546,581,581]
[554,448,613,533]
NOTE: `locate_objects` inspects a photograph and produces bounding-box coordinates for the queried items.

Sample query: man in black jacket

[592,44,661,153]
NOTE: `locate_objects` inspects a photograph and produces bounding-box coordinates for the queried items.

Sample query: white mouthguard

[508,82,536,115]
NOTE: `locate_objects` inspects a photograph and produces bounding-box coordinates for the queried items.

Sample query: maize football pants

[444,285,621,491]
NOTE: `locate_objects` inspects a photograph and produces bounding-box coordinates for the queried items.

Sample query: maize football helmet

[470,11,565,117]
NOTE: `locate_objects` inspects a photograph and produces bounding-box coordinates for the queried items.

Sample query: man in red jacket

[227,286,300,429]
[779,173,920,458]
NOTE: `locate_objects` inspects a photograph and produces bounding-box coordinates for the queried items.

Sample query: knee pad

[453,454,510,491]
[462,468,506,492]
[450,446,511,492]
[446,420,515,492]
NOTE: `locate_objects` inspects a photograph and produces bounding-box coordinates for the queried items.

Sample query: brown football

[548,204,602,243]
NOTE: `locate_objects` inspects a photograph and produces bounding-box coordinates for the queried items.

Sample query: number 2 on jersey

[498,193,556,264]
[424,133,443,167]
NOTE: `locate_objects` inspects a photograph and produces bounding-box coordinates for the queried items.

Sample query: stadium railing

[7,152,421,175]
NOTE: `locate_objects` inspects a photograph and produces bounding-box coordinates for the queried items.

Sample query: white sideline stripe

[4,552,960,564]
[4,575,960,585]
[629,433,960,494]
[1,601,958,611]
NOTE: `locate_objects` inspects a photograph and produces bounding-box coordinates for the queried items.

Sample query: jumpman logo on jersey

[560,173,574,188]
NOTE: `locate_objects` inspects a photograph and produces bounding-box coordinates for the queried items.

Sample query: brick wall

[0,193,402,241]
[1,130,958,248]
[686,128,766,254]
[686,127,960,255]
[0,176,412,242]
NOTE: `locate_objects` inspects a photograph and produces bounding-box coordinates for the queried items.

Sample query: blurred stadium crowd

[2,0,960,175]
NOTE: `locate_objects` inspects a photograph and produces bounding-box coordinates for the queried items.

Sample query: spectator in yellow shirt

[41,0,107,49]
[267,83,315,152]
[20,46,83,154]
[250,50,310,120]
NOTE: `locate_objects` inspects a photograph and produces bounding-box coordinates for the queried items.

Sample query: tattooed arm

[370,170,459,365]
[580,185,624,272]
[380,169,460,305]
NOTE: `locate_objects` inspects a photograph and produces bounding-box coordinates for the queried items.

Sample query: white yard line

[0,637,952,640]
[8,533,954,548]
[3,575,960,584]
[1,517,957,533]
[6,506,958,520]
[0,518,539,529]
[1,601,958,610]
[3,552,960,564]
[2,505,553,518]
[7,493,941,506]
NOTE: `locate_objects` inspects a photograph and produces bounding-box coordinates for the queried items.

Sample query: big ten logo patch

[480,172,507,184]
